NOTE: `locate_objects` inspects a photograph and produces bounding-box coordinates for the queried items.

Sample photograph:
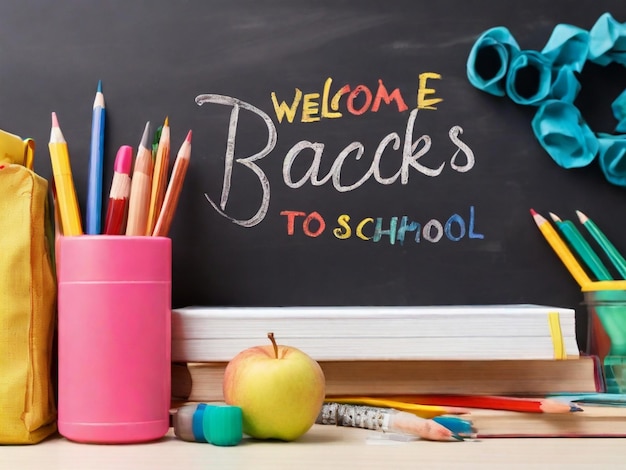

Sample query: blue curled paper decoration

[467,12,626,188]
[546,65,581,104]
[505,50,553,106]
[612,90,626,133]
[589,12,626,66]
[531,100,599,169]
[466,26,520,96]
[597,133,626,187]
[541,24,590,73]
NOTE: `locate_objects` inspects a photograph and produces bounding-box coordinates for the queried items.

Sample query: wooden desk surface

[2,425,624,469]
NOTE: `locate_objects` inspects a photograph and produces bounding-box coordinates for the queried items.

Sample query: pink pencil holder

[57,235,171,444]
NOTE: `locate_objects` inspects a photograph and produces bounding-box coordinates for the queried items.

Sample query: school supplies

[153,130,192,237]
[86,80,106,234]
[172,357,601,403]
[446,405,626,437]
[171,305,580,362]
[48,112,83,236]
[576,210,626,279]
[103,145,133,235]
[1,130,57,443]
[171,403,243,446]
[530,209,591,287]
[388,395,582,414]
[146,116,171,234]
[549,212,612,281]
[316,402,472,441]
[126,122,153,236]
[323,396,469,419]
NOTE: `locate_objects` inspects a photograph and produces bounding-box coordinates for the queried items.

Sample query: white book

[171,305,580,362]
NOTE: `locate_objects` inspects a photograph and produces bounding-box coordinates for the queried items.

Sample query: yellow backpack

[0,129,57,444]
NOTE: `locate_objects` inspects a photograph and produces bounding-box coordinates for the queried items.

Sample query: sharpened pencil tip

[185,129,192,142]
[570,405,584,412]
[164,116,169,127]
[529,208,537,216]
[549,212,561,222]
[576,210,587,223]
[97,79,102,93]
[51,112,59,128]
[140,121,151,148]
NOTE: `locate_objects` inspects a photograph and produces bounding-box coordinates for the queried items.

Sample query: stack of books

[171,305,581,362]
[171,304,615,437]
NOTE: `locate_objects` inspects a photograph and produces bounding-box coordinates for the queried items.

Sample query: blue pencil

[86,80,106,234]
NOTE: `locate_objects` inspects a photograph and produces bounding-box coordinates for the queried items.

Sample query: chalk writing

[196,73,480,245]
[283,206,483,245]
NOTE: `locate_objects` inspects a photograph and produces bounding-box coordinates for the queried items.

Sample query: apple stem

[268,332,278,359]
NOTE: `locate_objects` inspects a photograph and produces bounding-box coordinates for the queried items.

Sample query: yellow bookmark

[548,311,566,360]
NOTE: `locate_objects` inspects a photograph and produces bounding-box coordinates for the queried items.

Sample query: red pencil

[104,145,133,235]
[389,395,582,414]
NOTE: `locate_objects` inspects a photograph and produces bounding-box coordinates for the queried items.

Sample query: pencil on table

[146,116,170,234]
[316,402,473,441]
[103,145,133,235]
[126,122,153,236]
[576,210,626,279]
[389,395,583,414]
[86,80,106,234]
[48,112,83,236]
[530,208,592,288]
[326,396,469,419]
[153,130,192,237]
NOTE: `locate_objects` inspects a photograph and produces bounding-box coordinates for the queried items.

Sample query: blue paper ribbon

[531,100,599,169]
[466,26,520,97]
[467,12,626,187]
[597,133,626,187]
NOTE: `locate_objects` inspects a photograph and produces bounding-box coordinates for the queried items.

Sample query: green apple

[223,332,326,441]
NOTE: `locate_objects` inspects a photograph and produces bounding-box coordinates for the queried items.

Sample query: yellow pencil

[48,112,83,236]
[153,130,192,237]
[146,116,171,235]
[126,121,154,236]
[530,208,591,288]
[325,396,469,419]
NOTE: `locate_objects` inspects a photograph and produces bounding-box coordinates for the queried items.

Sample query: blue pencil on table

[86,80,106,234]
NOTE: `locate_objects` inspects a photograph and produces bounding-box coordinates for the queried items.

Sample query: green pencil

[576,210,626,279]
[550,212,612,281]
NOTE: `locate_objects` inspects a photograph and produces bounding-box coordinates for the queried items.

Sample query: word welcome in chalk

[280,206,484,245]
[196,74,475,231]
[270,74,443,123]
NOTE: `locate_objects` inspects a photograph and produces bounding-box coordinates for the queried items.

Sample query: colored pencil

[317,402,472,441]
[530,209,592,288]
[576,210,626,279]
[326,397,470,419]
[389,395,583,414]
[48,112,83,236]
[153,130,192,237]
[146,117,170,234]
[549,212,612,281]
[86,80,106,234]
[126,122,153,236]
[103,145,133,235]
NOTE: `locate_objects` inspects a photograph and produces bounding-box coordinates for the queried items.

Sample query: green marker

[577,210,626,279]
[550,212,612,281]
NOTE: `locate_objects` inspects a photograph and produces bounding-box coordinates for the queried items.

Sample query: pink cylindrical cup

[57,235,171,443]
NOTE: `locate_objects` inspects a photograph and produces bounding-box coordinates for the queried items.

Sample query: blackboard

[2,1,626,345]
